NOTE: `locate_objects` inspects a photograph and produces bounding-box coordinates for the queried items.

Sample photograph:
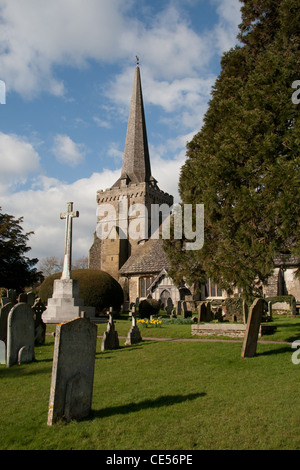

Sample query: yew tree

[164,0,300,298]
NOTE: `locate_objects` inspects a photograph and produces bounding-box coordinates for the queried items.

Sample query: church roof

[119,238,172,275]
[113,65,153,187]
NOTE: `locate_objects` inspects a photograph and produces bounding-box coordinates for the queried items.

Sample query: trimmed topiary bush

[38,269,124,315]
[139,299,161,319]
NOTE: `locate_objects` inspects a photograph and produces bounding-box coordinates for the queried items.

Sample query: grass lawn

[0,315,300,450]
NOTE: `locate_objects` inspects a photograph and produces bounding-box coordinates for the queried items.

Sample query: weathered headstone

[6,303,35,367]
[27,292,36,307]
[182,301,187,318]
[0,340,5,364]
[101,309,119,351]
[47,316,97,425]
[197,302,212,322]
[241,298,264,358]
[125,313,142,345]
[18,293,27,303]
[42,202,95,324]
[267,301,272,320]
[166,297,173,315]
[33,298,46,345]
[0,302,13,343]
[7,289,17,305]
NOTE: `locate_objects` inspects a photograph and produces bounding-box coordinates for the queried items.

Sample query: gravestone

[267,301,272,320]
[33,298,46,345]
[182,301,188,318]
[7,289,17,305]
[241,298,264,358]
[125,313,142,346]
[101,309,119,351]
[166,297,173,315]
[47,316,97,425]
[6,303,35,367]
[197,302,212,322]
[0,340,5,364]
[0,302,13,343]
[18,293,27,303]
[177,301,182,316]
[27,292,36,307]
[42,202,95,324]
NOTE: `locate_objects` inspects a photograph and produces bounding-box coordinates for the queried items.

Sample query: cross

[60,202,79,280]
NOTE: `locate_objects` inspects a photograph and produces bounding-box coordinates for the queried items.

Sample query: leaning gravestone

[125,313,142,346]
[47,316,97,426]
[241,298,264,358]
[101,309,119,351]
[6,303,35,367]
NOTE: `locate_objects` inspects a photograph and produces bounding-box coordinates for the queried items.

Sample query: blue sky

[0,0,241,264]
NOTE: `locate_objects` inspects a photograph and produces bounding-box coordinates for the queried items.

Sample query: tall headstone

[241,298,264,358]
[125,312,142,345]
[101,309,119,351]
[0,302,13,343]
[6,303,35,367]
[47,316,97,426]
[166,297,174,315]
[33,298,46,345]
[42,202,95,324]
[197,302,212,322]
[7,289,17,305]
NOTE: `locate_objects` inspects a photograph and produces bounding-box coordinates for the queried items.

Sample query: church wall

[263,268,300,301]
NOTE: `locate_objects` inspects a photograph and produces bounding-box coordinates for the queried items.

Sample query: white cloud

[0,0,132,98]
[1,169,121,261]
[52,134,86,167]
[0,132,40,193]
[0,0,241,99]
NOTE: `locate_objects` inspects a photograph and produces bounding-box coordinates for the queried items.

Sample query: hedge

[38,269,124,314]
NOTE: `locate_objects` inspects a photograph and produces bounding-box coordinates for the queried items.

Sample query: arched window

[139,276,153,298]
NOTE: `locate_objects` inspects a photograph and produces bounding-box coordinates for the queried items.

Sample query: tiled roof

[119,238,171,275]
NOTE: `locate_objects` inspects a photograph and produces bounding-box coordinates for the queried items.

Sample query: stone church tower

[89,64,173,289]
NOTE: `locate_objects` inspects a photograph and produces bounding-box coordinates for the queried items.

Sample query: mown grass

[0,316,300,450]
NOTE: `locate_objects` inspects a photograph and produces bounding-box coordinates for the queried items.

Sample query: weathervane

[136,55,139,66]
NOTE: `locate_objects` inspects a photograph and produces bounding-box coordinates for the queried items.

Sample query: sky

[0,0,242,266]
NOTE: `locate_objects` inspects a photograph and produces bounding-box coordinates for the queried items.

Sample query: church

[89,63,300,309]
[88,63,181,305]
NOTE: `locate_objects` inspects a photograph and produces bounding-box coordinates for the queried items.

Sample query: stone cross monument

[60,202,79,280]
[42,202,95,324]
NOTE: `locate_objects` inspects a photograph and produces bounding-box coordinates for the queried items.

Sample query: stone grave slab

[47,316,97,425]
[6,303,35,367]
[0,302,13,343]
[125,314,142,345]
[101,313,119,351]
[241,298,264,358]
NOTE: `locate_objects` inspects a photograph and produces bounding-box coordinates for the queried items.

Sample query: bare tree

[38,256,62,277]
[72,256,89,269]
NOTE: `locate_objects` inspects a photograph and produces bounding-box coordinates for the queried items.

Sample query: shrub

[138,299,161,319]
[38,269,124,314]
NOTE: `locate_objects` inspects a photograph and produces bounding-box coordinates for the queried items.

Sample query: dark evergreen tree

[164,0,300,299]
[0,208,42,291]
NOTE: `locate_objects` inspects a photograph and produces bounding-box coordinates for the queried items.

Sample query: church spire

[113,63,152,187]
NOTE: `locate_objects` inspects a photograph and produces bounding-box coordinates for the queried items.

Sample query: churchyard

[0,312,300,450]
[1,202,300,450]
